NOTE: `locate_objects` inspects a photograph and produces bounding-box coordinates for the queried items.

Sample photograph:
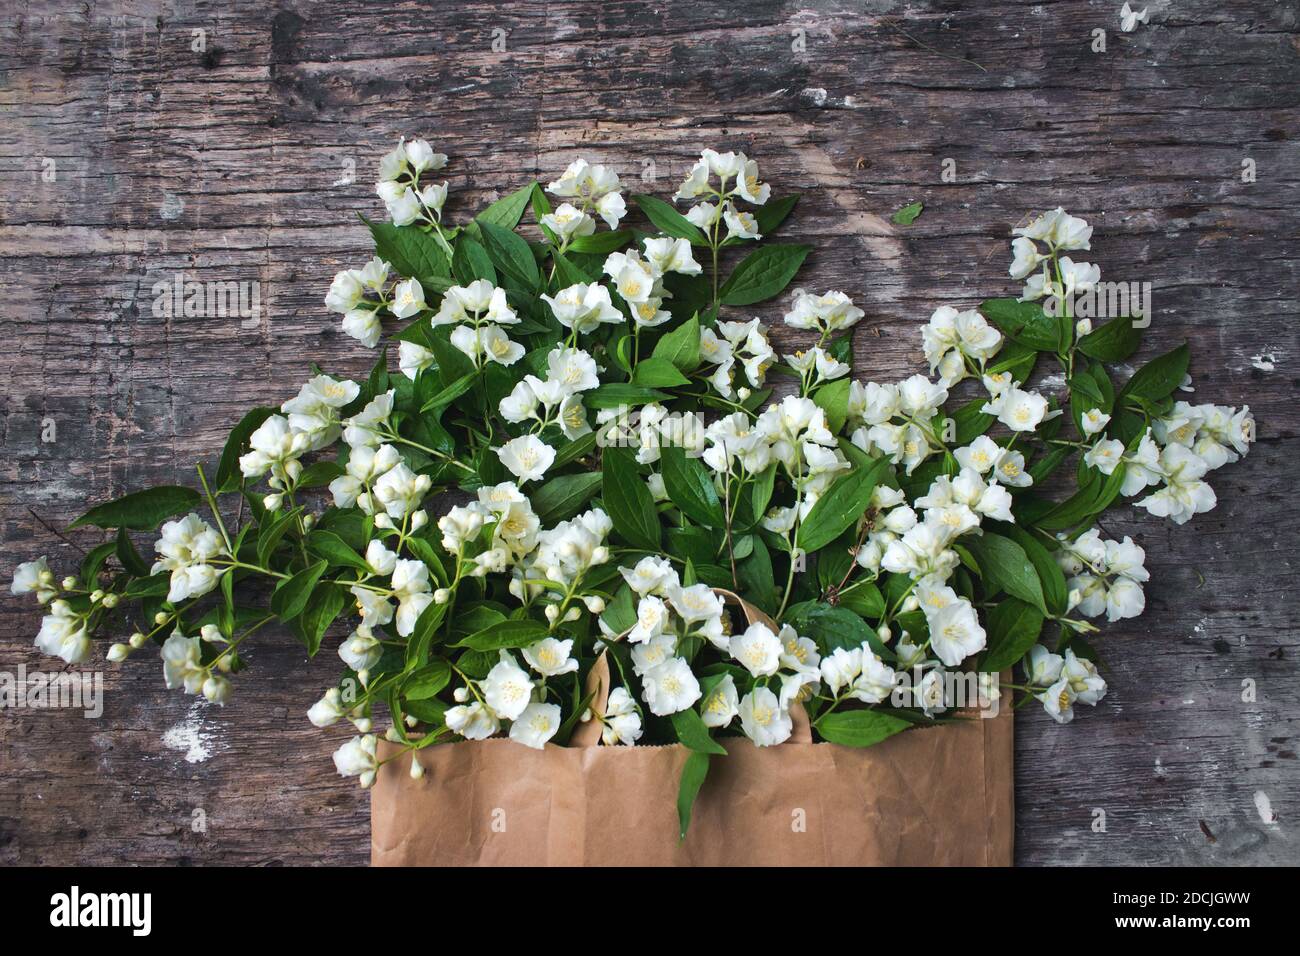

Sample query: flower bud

[63,576,79,590]
[359,770,376,789]
[101,593,119,609]
[38,569,56,586]
[404,714,418,728]
[410,756,425,780]
[200,624,225,643]
[564,606,581,622]
[1075,318,1093,337]
[263,493,284,511]
[902,595,920,613]
[285,459,303,482]
[154,611,169,625]
[357,668,371,687]
[583,595,606,614]
[352,716,373,733]
[374,513,394,529]
[106,643,130,662]
[580,708,593,722]
[202,674,231,705]
[433,588,450,604]
[410,510,428,531]
[89,589,105,603]
[301,513,317,530]
[591,546,610,564]
[544,604,560,623]
[877,624,893,642]
[453,687,469,703]
[129,632,147,649]
[384,726,402,742]
[215,654,234,673]
[737,387,752,400]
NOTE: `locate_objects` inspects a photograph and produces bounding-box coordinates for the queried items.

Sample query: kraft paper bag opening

[371,590,1014,867]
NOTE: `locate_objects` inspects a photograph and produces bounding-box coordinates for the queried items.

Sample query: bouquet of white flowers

[11,139,1256,841]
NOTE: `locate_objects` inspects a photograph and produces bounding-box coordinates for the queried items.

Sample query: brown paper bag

[372,591,1013,866]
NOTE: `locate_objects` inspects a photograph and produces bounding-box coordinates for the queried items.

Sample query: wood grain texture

[1,0,1297,866]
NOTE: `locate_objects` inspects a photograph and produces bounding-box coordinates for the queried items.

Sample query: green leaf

[737,536,777,615]
[296,584,346,656]
[981,598,1044,672]
[813,378,851,434]
[719,243,811,306]
[216,406,274,491]
[816,709,911,747]
[602,446,662,551]
[585,383,671,409]
[1003,525,1068,617]
[80,541,116,586]
[271,560,328,623]
[403,660,452,700]
[295,460,344,489]
[838,581,885,620]
[1118,343,1189,405]
[796,457,890,552]
[660,446,724,528]
[475,183,534,231]
[979,298,1059,352]
[257,506,303,567]
[753,195,799,236]
[419,371,477,412]
[785,601,890,659]
[69,486,202,532]
[365,217,449,288]
[650,313,701,372]
[453,618,549,651]
[115,527,151,577]
[631,356,691,388]
[476,219,540,291]
[452,237,497,286]
[963,533,1046,613]
[530,472,604,526]
[671,708,728,755]
[305,530,370,572]
[1077,316,1140,362]
[427,325,477,385]
[676,751,711,841]
[566,229,635,255]
[891,201,924,225]
[632,194,707,244]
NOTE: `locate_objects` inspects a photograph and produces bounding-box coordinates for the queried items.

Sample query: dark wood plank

[1,0,1297,865]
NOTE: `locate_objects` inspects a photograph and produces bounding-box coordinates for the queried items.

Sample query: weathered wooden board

[1,0,1297,866]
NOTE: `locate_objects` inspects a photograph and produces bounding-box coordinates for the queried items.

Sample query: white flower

[339,626,383,671]
[642,236,702,276]
[819,646,863,695]
[982,384,1053,432]
[446,701,501,740]
[1040,677,1076,724]
[1120,2,1149,33]
[398,341,435,380]
[152,513,226,604]
[390,558,433,636]
[1024,644,1065,686]
[783,289,864,333]
[685,201,719,229]
[546,158,625,228]
[160,630,205,692]
[325,270,365,314]
[1135,443,1217,525]
[1105,576,1146,621]
[403,138,447,174]
[669,583,725,625]
[333,735,378,782]
[280,375,359,451]
[722,202,761,240]
[541,282,623,334]
[1080,407,1111,436]
[629,595,671,644]
[1008,236,1045,280]
[390,278,426,319]
[35,601,91,664]
[954,436,1002,475]
[602,687,643,745]
[728,622,783,678]
[541,202,597,241]
[372,462,432,518]
[919,584,986,667]
[851,651,898,704]
[364,539,398,576]
[342,391,395,449]
[738,687,792,747]
[341,308,382,348]
[482,650,535,721]
[432,280,518,327]
[239,414,309,481]
[12,557,55,603]
[674,160,712,201]
[619,556,679,597]
[1062,649,1107,704]
[641,657,702,716]
[308,688,346,728]
[509,702,562,749]
[735,155,771,205]
[1013,208,1093,251]
[497,434,556,483]
[700,674,739,729]
[522,637,579,677]
[546,346,601,393]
